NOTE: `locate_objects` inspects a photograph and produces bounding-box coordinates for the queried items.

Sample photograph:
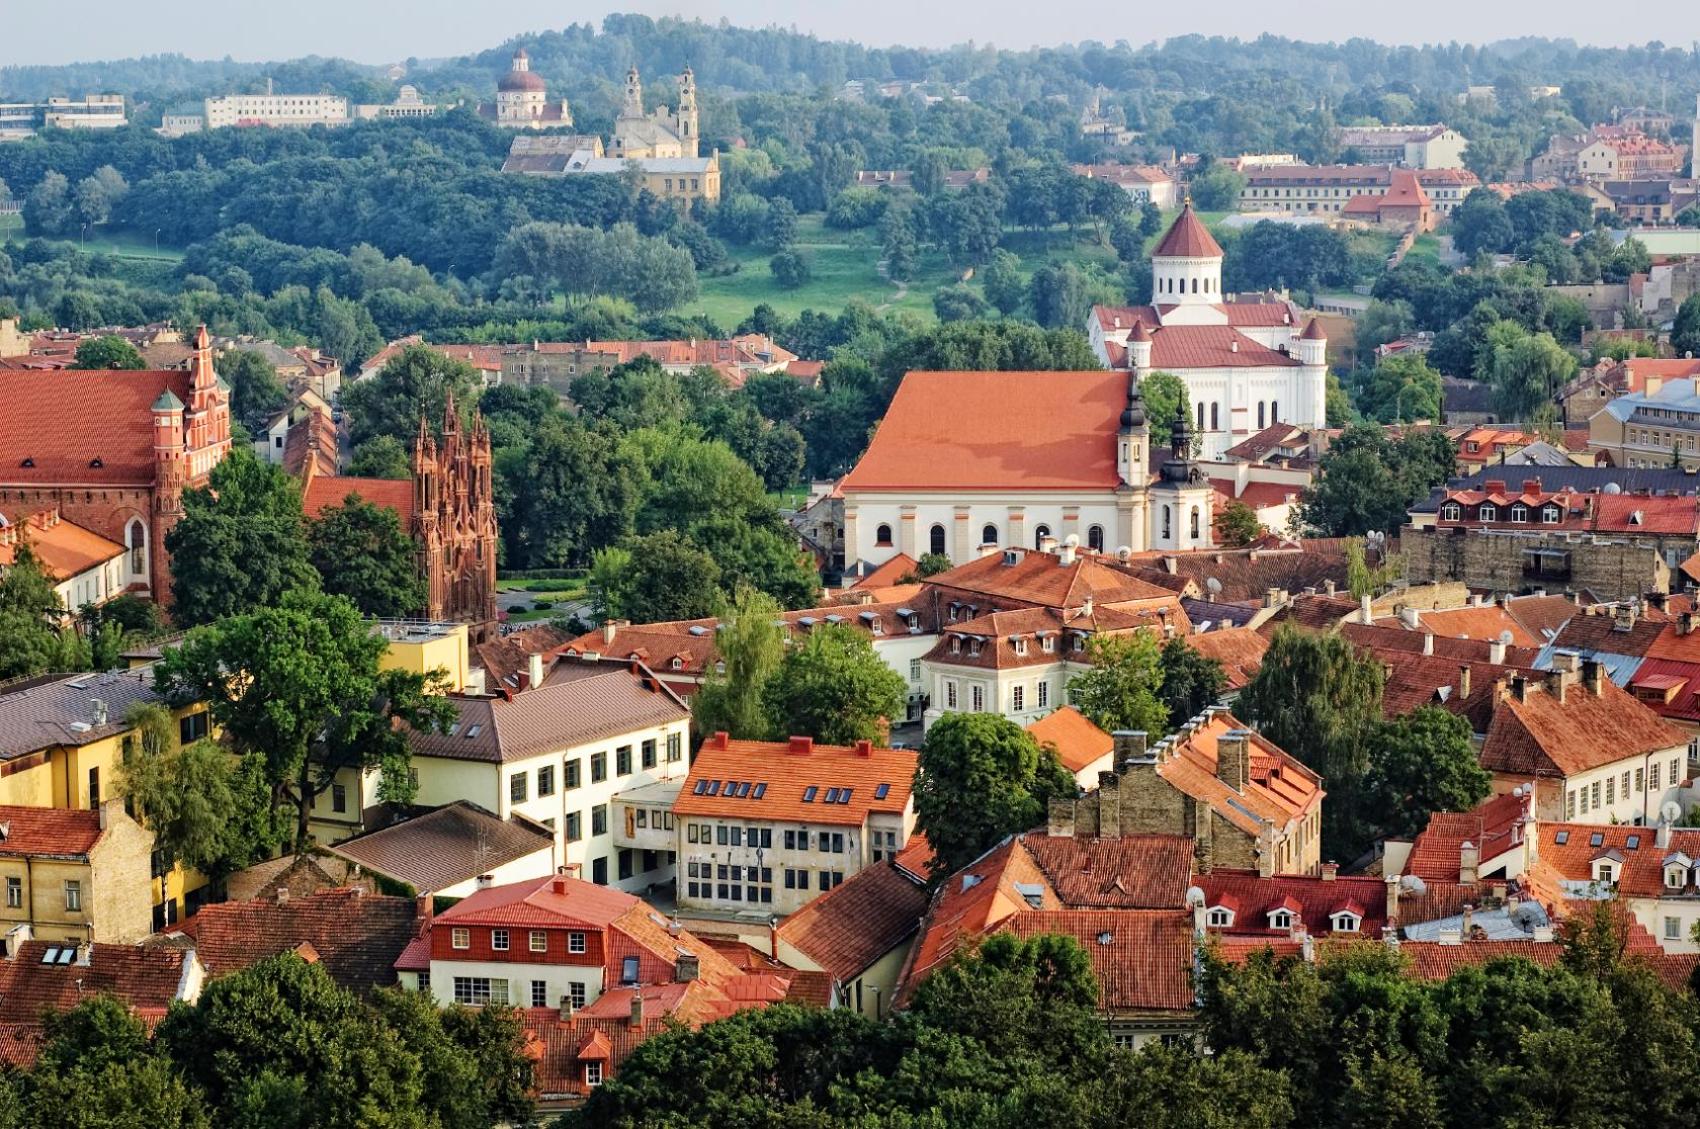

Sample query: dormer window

[670,657,684,671]
[950,637,961,655]
[1478,504,1497,522]
[1268,909,1295,931]
[1042,636,1055,653]
[968,639,982,657]
[1329,911,1361,933]
[1013,637,1028,656]
[1206,906,1235,928]
[1595,862,1617,885]
[1441,503,1461,521]
[1510,503,1528,523]
[1072,634,1086,653]
[1543,505,1561,524]
[1666,865,1689,890]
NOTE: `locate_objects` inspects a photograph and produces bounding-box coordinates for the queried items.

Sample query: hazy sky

[2,0,1695,67]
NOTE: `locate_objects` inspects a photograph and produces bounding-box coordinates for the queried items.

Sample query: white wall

[428,956,606,1010]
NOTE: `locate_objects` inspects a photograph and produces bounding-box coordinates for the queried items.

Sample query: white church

[836,204,1327,573]
[1087,202,1329,461]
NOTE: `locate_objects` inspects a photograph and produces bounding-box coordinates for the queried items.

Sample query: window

[585,1061,603,1087]
[1510,503,1528,523]
[1597,863,1616,885]
[530,979,549,1008]
[1088,524,1105,553]
[566,811,582,842]
[4,878,18,909]
[452,928,470,950]
[452,977,507,1005]
[642,739,657,770]
[1200,402,1208,431]
[510,772,528,804]
[63,881,81,912]
[1652,762,1662,791]
[1269,910,1294,931]
[332,783,347,813]
[1667,916,1683,940]
[1190,507,1200,540]
[621,956,640,983]
[178,711,209,745]
[1161,505,1171,539]
[1257,402,1266,430]
[1479,504,1497,522]
[1637,768,1645,793]
[909,659,921,683]
[1034,524,1052,549]
[529,930,547,952]
[1038,680,1050,709]
[1543,505,1561,523]
[1567,790,1577,819]
[1606,777,1615,806]
[538,764,556,797]
[875,523,893,546]
[1329,912,1360,933]
[929,524,946,556]
[87,766,100,808]
[566,759,581,789]
[946,680,958,709]
[1673,758,1682,787]
[619,849,634,880]
[1012,684,1025,711]
[1591,782,1601,810]
[981,523,998,546]
[615,746,632,776]
[1667,867,1688,890]
[592,857,607,885]
[667,732,682,762]
[971,685,984,712]
[591,753,607,783]
[491,929,509,951]
[592,805,608,836]
[1210,402,1220,431]
[1441,503,1461,521]
[1206,907,1234,927]
[818,870,833,891]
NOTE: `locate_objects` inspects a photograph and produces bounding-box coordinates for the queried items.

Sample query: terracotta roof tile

[328,802,553,894]
[1405,792,1533,882]
[301,476,416,530]
[1199,870,1390,937]
[189,889,420,993]
[0,806,104,858]
[926,549,1178,610]
[776,860,928,982]
[0,942,190,1023]
[1479,676,1687,778]
[1399,939,1563,980]
[1185,627,1269,689]
[1152,202,1224,258]
[675,734,916,826]
[0,369,194,485]
[1532,822,1700,898]
[0,510,125,581]
[1148,325,1302,370]
[1003,909,1195,1012]
[1027,706,1113,774]
[1156,712,1323,834]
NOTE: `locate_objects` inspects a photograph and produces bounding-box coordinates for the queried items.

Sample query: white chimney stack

[528,652,544,689]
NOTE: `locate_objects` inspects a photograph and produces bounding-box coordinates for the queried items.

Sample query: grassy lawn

[1403,233,1443,266]
[0,214,19,239]
[767,485,810,510]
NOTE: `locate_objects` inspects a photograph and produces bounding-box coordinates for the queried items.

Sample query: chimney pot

[1360,593,1373,624]
[527,652,544,689]
[853,739,872,758]
[1458,664,1472,698]
[630,991,645,1028]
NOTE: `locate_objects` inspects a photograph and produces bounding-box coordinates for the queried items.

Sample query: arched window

[1033,524,1052,549]
[1478,504,1497,522]
[1543,505,1561,524]
[125,519,147,576]
[929,524,946,556]
[1190,507,1200,539]
[1210,402,1219,431]
[1161,505,1172,539]
[981,523,998,546]
[1191,277,1199,293]
[1257,402,1266,430]
[1271,400,1279,423]
[1087,525,1105,552]
[875,523,893,546]
[1196,402,1205,431]
[1440,503,1462,521]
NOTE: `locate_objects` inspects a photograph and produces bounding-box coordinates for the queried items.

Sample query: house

[1238,165,1479,217]
[0,326,232,606]
[327,802,557,898]
[1527,821,1700,952]
[1335,124,1468,169]
[1047,715,1324,877]
[387,653,689,892]
[185,887,423,993]
[0,940,203,1067]
[1027,706,1116,785]
[672,733,917,916]
[1590,378,1700,471]
[1071,164,1177,207]
[1340,168,1435,231]
[0,803,154,944]
[0,508,126,613]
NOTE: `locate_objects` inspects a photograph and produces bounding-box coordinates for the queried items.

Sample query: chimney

[1532,925,1554,943]
[676,953,699,982]
[1058,540,1077,566]
[1324,579,1336,597]
[275,887,289,904]
[1545,670,1567,704]
[1658,814,1674,849]
[76,942,92,967]
[1458,664,1471,698]
[1113,730,1148,767]
[1582,658,1604,696]
[476,874,493,890]
[602,620,618,645]
[527,652,544,690]
[559,994,576,1019]
[1399,606,1421,630]
[853,740,872,758]
[1459,841,1479,884]
[1321,862,1338,882]
[787,736,813,756]
[1510,676,1529,702]
[1216,730,1250,791]
[552,876,568,895]
[1489,638,1506,665]
[416,894,433,922]
[1097,770,1121,839]
[1360,593,1374,625]
[710,730,730,750]
[1385,875,1401,925]
[1047,797,1076,838]
[1461,904,1475,938]
[1682,612,1697,637]
[630,991,645,1028]
[1422,633,1434,656]
[89,699,107,727]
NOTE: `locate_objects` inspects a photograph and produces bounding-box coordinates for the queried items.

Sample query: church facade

[610,65,699,159]
[484,48,572,129]
[1087,203,1329,461]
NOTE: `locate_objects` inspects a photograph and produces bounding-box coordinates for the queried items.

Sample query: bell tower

[677,66,699,158]
[1148,404,1214,552]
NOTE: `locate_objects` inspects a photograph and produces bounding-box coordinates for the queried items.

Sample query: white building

[203,90,349,129]
[0,95,125,139]
[353,85,437,120]
[1335,124,1468,169]
[0,508,126,614]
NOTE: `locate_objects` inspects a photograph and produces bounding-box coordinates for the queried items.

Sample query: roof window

[464,725,481,738]
[1590,832,1604,847]
[802,786,818,803]
[824,788,840,803]
[752,783,767,799]
[875,783,890,800]
[1555,830,1569,845]
[838,788,852,804]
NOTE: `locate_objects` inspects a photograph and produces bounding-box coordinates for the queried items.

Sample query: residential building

[1238,165,1479,217]
[328,802,557,898]
[852,168,991,191]
[1335,124,1468,169]
[0,95,125,140]
[0,940,203,1026]
[1027,706,1117,785]
[1591,378,1700,470]
[1339,167,1436,231]
[1527,821,1700,953]
[203,91,350,129]
[1071,164,1178,207]
[1577,135,1684,181]
[0,326,231,606]
[672,732,918,916]
[357,337,506,386]
[1045,714,1324,877]
[0,803,154,944]
[352,85,437,121]
[478,49,572,129]
[1589,178,1700,224]
[0,508,126,613]
[1453,427,1533,473]
[501,135,720,205]
[391,653,691,892]
[186,888,424,993]
[156,107,205,137]
[218,338,341,401]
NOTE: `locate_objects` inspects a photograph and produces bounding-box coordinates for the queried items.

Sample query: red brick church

[0,326,232,605]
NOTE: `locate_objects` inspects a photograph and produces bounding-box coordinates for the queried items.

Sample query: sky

[1,0,1695,67]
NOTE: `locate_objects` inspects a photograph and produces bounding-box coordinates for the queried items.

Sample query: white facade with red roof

[1088,204,1329,460]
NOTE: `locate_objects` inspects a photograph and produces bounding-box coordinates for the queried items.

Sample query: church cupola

[1117,375,1149,486]
[1150,200,1223,308]
[1125,317,1153,372]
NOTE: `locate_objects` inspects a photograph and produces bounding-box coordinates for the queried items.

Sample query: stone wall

[1404,525,1669,601]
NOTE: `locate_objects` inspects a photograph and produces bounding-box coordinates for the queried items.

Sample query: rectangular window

[635,808,647,829]
[332,783,347,813]
[1673,758,1682,787]
[946,681,958,709]
[452,977,507,1005]
[688,823,700,844]
[591,805,608,836]
[591,753,607,783]
[730,826,743,847]
[642,739,657,769]
[971,685,984,712]
[529,930,547,952]
[510,772,528,804]
[586,1061,603,1087]
[717,825,729,846]
[830,832,844,853]
[531,980,548,1008]
[818,870,831,891]
[568,931,586,954]
[566,811,582,842]
[592,857,607,885]
[616,746,632,776]
[1606,777,1615,805]
[667,732,682,762]
[178,711,209,744]
[618,849,634,880]
[63,881,81,912]
[1012,684,1025,712]
[491,929,509,951]
[1591,782,1602,810]
[1566,790,1577,819]
[452,927,470,950]
[1652,762,1662,791]
[1637,768,1645,793]
[537,764,556,797]
[4,878,18,908]
[1038,680,1050,709]
[88,767,100,808]
[1666,916,1682,940]
[566,759,582,789]
[569,981,586,1007]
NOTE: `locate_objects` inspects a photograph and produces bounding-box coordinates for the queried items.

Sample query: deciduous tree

[306,494,425,618]
[1066,632,1168,736]
[915,712,1075,878]
[762,623,906,745]
[73,334,146,370]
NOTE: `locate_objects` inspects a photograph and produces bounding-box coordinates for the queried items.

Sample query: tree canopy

[762,623,907,746]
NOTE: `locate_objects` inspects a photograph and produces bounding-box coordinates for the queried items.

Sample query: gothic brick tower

[413,395,499,637]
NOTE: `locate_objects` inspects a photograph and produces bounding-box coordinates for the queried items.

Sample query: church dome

[499,69,547,93]
[1152,201,1224,259]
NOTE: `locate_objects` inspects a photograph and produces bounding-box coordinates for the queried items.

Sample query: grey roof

[1413,465,1700,514]
[1498,441,1576,467]
[406,656,688,764]
[612,777,684,807]
[1180,598,1260,629]
[0,666,167,761]
[328,802,553,893]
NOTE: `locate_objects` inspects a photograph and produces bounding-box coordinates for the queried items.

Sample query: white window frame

[568,931,587,954]
[451,927,470,950]
[530,930,548,952]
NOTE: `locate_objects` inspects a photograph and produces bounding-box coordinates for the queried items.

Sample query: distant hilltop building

[1333,124,1467,170]
[610,64,699,159]
[480,48,572,129]
[203,85,349,129]
[0,95,126,140]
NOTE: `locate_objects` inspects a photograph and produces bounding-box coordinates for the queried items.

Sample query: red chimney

[788,736,813,756]
[552,877,568,895]
[854,739,872,758]
[711,731,730,750]
[1521,478,1542,494]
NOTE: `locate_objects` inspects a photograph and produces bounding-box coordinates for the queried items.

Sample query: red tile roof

[0,806,105,859]
[1002,909,1195,1012]
[851,553,917,590]
[1156,712,1323,834]
[676,734,916,827]
[1152,202,1224,259]
[840,371,1125,491]
[1531,822,1700,898]
[1400,939,1563,980]
[187,889,421,993]
[1026,706,1113,774]
[1404,791,1532,882]
[0,942,191,1023]
[776,860,929,982]
[301,475,416,529]
[1479,675,1687,778]
[1148,325,1302,370]
[0,509,125,581]
[1199,870,1391,937]
[926,548,1177,610]
[1185,627,1269,689]
[0,369,194,485]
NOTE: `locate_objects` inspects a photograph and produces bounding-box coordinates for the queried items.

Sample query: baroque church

[609,65,700,159]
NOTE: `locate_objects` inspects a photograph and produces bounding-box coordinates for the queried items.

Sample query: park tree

[218,349,289,433]
[1239,627,1385,857]
[166,447,318,625]
[1214,499,1263,546]
[1480,322,1577,422]
[342,343,479,447]
[1359,353,1444,423]
[1450,188,1515,256]
[769,248,812,289]
[915,712,1076,878]
[691,587,786,741]
[306,494,426,618]
[1188,163,1247,210]
[152,589,453,848]
[1355,298,1416,368]
[503,418,644,569]
[607,530,722,624]
[115,702,252,882]
[1298,426,1452,538]
[933,283,990,321]
[73,334,146,370]
[1362,706,1491,842]
[980,248,1026,316]
[23,170,73,235]
[1066,632,1168,736]
[1674,294,1700,360]
[1158,637,1229,723]
[26,997,209,1129]
[763,623,906,745]
[348,435,413,479]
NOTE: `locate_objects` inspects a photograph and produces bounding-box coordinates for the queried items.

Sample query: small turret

[1117,376,1149,487]
[1297,316,1328,367]
[1125,318,1153,372]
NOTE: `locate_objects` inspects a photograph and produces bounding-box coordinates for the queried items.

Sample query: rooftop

[327,802,554,894]
[776,858,929,982]
[0,368,197,486]
[186,888,421,993]
[675,734,916,827]
[0,666,167,761]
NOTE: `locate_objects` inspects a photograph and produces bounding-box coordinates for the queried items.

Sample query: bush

[770,248,813,289]
[933,283,990,322]
[825,187,888,230]
[534,600,555,610]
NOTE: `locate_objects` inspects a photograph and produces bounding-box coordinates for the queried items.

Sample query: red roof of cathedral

[1152,201,1224,258]
[302,476,416,529]
[0,369,195,485]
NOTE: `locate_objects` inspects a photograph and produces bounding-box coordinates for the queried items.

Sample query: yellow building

[0,800,155,944]
[0,666,212,928]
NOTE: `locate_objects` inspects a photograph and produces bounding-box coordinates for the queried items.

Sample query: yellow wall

[382,626,470,692]
[0,857,97,944]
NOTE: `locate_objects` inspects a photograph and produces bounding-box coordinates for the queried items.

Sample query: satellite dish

[1206,577,1224,595]
[1064,533,1081,548]
[1184,886,1206,908]
[1400,875,1428,894]
[1663,800,1684,823]
[1603,482,1623,495]
[1498,630,1515,645]
[1116,546,1133,562]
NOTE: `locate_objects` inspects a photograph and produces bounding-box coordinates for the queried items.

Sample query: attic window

[705,781,720,796]
[1268,909,1294,930]
[1042,636,1055,653]
[1510,503,1528,523]
[1013,637,1028,656]
[1589,832,1604,847]
[802,786,818,803]
[1329,912,1361,933]
[89,457,103,469]
[1630,510,1644,525]
[752,783,767,799]
[1440,503,1461,521]
[464,725,481,738]
[968,639,982,657]
[1543,505,1561,524]
[1555,830,1570,845]
[1206,906,1235,928]
[824,787,840,803]
[19,458,32,468]
[950,638,961,655]
[693,780,707,795]
[874,783,890,800]
[1478,504,1497,522]
[838,788,852,804]
[1626,835,1641,850]
[670,658,683,671]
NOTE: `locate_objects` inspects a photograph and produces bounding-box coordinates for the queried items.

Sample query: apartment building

[203,92,349,129]
[1238,165,1479,216]
[0,95,125,140]
[1335,124,1468,169]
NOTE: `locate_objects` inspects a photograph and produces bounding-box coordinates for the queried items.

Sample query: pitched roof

[1532,822,1700,898]
[1026,706,1113,774]
[1198,870,1391,936]
[776,860,929,982]
[1148,325,1302,370]
[281,405,339,479]
[1155,711,1323,833]
[0,509,125,581]
[840,371,1124,492]
[0,942,191,1023]
[0,806,105,859]
[301,475,416,530]
[1399,939,1564,980]
[850,553,918,590]
[0,666,169,761]
[675,734,916,826]
[1479,674,1687,778]
[1128,540,1354,604]
[1152,202,1224,259]
[0,369,193,485]
[328,803,554,894]
[188,889,421,993]
[926,547,1177,610]
[1002,909,1195,1012]
[1405,791,1533,882]
[1184,627,1269,689]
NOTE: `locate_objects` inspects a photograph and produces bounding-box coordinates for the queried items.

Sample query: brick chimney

[1459,841,1479,884]
[1510,675,1529,702]
[1545,670,1567,704]
[1321,862,1338,881]
[1112,730,1148,767]
[787,736,813,756]
[709,731,731,750]
[1385,874,1401,925]
[559,994,576,1019]
[1581,658,1605,696]
[1216,730,1250,791]
[853,740,872,758]
[630,991,645,1029]
[1047,797,1076,838]
[1457,664,1471,699]
[1096,769,1121,839]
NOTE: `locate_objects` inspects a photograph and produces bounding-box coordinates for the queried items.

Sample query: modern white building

[0,95,126,139]
[203,91,349,129]
[1335,124,1468,169]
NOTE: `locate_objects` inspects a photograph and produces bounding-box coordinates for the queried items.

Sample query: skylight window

[693,780,707,795]
[1589,832,1604,847]
[1555,830,1570,845]
[706,781,721,796]
[752,783,767,799]
[875,783,890,800]
[802,786,818,803]
[824,788,840,803]
[1626,835,1641,850]
[464,724,481,738]
[838,788,852,804]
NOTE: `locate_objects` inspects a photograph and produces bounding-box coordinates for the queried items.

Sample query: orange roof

[675,733,916,826]
[1532,822,1700,898]
[1480,675,1688,778]
[1400,939,1563,980]
[1404,791,1532,882]
[840,371,1125,491]
[775,859,929,981]
[1410,605,1543,649]
[1002,909,1195,1012]
[301,475,416,529]
[1149,325,1302,370]
[1185,628,1269,689]
[0,509,124,581]
[1026,706,1113,774]
[0,369,195,485]
[926,547,1177,610]
[1157,711,1323,833]
[1152,201,1223,259]
[851,553,917,590]
[0,806,105,858]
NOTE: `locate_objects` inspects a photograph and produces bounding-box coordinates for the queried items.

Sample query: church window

[875,524,892,546]
[1210,403,1219,431]
[1257,402,1266,430]
[1191,278,1198,294]
[1190,507,1201,540]
[1087,525,1105,553]
[982,523,998,546]
[1161,506,1172,540]
[929,524,946,556]
[1271,401,1279,423]
[1034,524,1052,549]
[126,519,147,576]
[1196,403,1205,431]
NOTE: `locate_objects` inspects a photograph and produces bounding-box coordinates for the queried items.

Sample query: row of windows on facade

[947,633,1077,658]
[1157,275,1216,295]
[1202,903,1360,932]
[943,677,1056,713]
[450,973,600,1010]
[4,878,80,911]
[1564,757,1684,819]
[1630,428,1700,448]
[449,925,592,954]
[1190,401,1281,433]
[875,522,1104,555]
[684,824,884,855]
[509,734,682,804]
[1439,501,1565,524]
[683,862,845,901]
